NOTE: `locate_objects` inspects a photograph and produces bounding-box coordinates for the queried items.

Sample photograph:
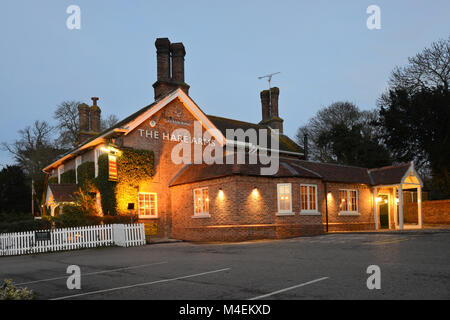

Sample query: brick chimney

[152,38,190,100]
[259,87,283,133]
[89,97,101,133]
[77,103,91,144]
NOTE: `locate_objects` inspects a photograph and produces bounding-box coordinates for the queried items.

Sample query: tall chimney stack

[77,103,91,144]
[259,87,283,134]
[89,97,101,133]
[153,38,190,100]
[170,42,186,83]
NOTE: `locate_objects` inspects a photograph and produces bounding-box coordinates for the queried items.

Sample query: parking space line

[249,277,329,300]
[15,261,169,286]
[366,238,410,245]
[50,267,231,300]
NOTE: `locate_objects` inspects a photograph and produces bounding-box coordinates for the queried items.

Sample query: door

[378,194,389,229]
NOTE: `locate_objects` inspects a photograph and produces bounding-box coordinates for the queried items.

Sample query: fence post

[112,224,126,247]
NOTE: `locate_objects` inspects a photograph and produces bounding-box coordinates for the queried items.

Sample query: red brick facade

[405,200,450,225]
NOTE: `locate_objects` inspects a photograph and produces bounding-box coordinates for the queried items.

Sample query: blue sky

[1,0,449,167]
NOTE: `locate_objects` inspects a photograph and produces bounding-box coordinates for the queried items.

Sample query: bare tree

[1,121,64,211]
[54,101,119,147]
[100,114,119,131]
[54,101,82,148]
[2,121,61,180]
[388,37,450,92]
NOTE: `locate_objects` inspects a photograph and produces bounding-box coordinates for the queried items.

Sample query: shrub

[0,216,52,233]
[0,280,35,300]
[102,214,138,225]
[53,205,102,228]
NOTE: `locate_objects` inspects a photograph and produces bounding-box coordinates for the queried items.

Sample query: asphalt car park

[1,231,449,300]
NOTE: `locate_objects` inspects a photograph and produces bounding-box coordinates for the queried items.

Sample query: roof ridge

[368,162,410,171]
[297,159,369,170]
[206,114,268,129]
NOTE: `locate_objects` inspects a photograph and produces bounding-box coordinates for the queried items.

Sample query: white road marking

[14,261,168,286]
[249,277,329,300]
[51,267,231,300]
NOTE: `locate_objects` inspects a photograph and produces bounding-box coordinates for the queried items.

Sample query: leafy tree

[0,165,31,214]
[378,37,450,198]
[378,87,450,197]
[296,102,391,167]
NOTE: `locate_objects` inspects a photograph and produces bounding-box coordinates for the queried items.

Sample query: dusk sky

[1,0,449,167]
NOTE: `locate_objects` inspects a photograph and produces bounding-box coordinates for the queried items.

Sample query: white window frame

[277,183,293,215]
[57,165,64,184]
[300,184,320,215]
[338,189,359,215]
[94,146,104,178]
[137,192,158,218]
[193,187,210,218]
[75,156,82,184]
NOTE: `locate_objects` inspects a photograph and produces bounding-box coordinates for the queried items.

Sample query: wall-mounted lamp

[101,145,121,156]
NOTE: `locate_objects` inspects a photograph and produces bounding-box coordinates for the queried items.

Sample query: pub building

[43,38,424,241]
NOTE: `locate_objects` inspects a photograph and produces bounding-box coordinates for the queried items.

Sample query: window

[300,184,318,213]
[277,183,293,214]
[193,187,209,217]
[138,193,157,218]
[75,156,82,184]
[339,189,358,214]
[94,147,105,178]
[57,165,64,184]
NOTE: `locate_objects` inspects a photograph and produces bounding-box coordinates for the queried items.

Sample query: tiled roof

[206,115,303,154]
[169,156,412,187]
[368,163,411,185]
[170,156,322,187]
[48,184,78,202]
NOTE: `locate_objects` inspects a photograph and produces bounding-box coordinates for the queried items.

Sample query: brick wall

[325,182,375,232]
[405,199,450,225]
[170,175,325,242]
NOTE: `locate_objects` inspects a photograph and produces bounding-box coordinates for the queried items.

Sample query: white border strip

[249,277,329,300]
[51,268,231,300]
[14,262,168,286]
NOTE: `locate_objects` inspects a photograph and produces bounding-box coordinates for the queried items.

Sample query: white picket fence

[0,223,146,257]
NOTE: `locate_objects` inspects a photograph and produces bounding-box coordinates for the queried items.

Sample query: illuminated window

[339,189,358,213]
[193,187,209,216]
[138,193,157,218]
[300,184,318,213]
[277,183,292,214]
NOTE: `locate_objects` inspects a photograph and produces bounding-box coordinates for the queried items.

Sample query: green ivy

[94,148,155,216]
[77,161,95,189]
[95,154,117,216]
[60,169,76,184]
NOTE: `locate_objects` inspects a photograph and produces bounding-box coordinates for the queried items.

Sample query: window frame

[94,146,105,178]
[300,184,320,215]
[193,187,210,218]
[75,156,82,184]
[137,192,158,219]
[338,189,359,215]
[277,183,293,215]
[57,165,64,184]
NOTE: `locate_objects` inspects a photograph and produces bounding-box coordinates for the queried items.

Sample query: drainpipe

[324,182,329,232]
